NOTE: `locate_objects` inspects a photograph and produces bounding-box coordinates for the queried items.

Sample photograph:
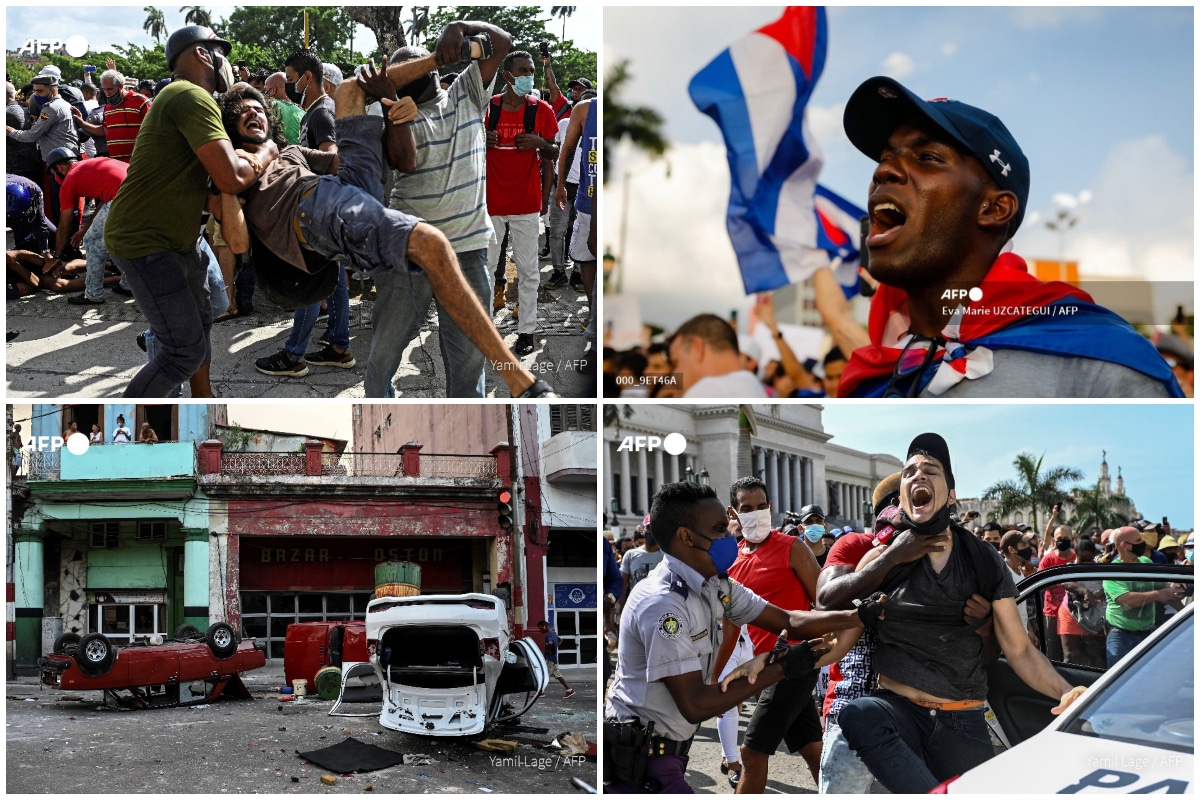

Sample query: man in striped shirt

[364,20,512,398]
[72,69,149,163]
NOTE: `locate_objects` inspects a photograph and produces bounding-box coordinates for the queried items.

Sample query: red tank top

[728,529,812,655]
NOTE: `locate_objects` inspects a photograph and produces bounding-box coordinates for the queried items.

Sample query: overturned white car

[365,593,549,736]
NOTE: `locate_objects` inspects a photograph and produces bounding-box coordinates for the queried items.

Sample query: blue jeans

[295,115,419,276]
[838,689,994,794]
[1105,627,1151,668]
[364,248,489,398]
[283,263,350,361]
[82,201,111,300]
[818,717,874,794]
[143,237,228,397]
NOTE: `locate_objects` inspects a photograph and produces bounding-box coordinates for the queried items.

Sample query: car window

[1018,569,1192,673]
[1061,611,1192,752]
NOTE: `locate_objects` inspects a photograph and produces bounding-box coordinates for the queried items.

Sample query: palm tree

[180,5,212,28]
[604,59,668,183]
[550,6,576,42]
[1069,480,1130,533]
[983,452,1083,533]
[404,6,431,45]
[143,6,168,44]
[736,405,756,480]
[602,404,633,434]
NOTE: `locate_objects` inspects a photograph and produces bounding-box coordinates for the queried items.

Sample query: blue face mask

[803,524,825,543]
[512,75,535,96]
[1187,548,1194,562]
[692,530,739,576]
[32,94,51,106]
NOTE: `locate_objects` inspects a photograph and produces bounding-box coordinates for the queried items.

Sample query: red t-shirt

[820,532,876,718]
[59,157,129,208]
[550,92,571,120]
[728,530,812,654]
[485,95,559,217]
[1037,550,1072,616]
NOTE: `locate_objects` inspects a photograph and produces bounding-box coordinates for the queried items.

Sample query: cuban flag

[814,184,868,298]
[689,7,829,295]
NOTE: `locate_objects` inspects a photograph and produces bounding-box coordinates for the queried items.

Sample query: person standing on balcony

[111,415,132,444]
[138,422,159,444]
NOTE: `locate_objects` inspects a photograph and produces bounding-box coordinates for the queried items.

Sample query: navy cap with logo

[843,76,1030,233]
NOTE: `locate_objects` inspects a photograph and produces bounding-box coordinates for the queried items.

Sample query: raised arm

[433,21,512,88]
[542,54,563,106]
[812,265,870,358]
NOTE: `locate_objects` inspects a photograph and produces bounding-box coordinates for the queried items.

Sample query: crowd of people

[604,75,1192,400]
[601,433,1193,793]
[7,18,599,398]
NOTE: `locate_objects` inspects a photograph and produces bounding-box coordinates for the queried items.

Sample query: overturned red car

[38,623,267,709]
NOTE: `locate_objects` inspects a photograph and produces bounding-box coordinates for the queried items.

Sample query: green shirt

[271,98,303,145]
[1103,556,1156,632]
[104,80,229,258]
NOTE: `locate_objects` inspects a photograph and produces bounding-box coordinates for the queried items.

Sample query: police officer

[604,481,881,793]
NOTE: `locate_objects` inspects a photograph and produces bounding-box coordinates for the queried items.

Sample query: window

[239,591,375,660]
[88,602,166,647]
[550,405,595,436]
[554,609,598,668]
[136,521,167,541]
[90,522,119,549]
[547,530,597,568]
[136,405,176,441]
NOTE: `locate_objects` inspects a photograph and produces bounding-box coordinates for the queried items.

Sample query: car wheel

[174,623,201,641]
[206,622,238,659]
[53,632,81,656]
[76,633,116,676]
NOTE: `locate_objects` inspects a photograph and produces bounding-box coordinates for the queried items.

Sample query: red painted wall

[225,498,502,538]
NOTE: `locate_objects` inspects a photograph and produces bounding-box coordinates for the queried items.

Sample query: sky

[5,5,601,59]
[821,403,1194,529]
[604,6,1194,331]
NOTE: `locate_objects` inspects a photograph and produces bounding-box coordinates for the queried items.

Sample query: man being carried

[836,433,1087,793]
[216,67,555,397]
[837,77,1182,398]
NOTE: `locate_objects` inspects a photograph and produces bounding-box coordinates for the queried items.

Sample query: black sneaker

[518,379,559,398]
[544,270,568,289]
[255,350,309,377]
[112,285,134,297]
[67,293,104,305]
[568,271,586,292]
[304,343,356,368]
[514,333,536,356]
[316,329,334,348]
[135,332,147,353]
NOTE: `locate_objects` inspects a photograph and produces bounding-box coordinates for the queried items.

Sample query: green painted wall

[61,441,195,481]
[87,546,169,589]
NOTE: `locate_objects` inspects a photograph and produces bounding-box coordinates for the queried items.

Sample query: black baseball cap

[906,432,954,490]
[567,77,592,90]
[799,504,825,523]
[844,76,1030,233]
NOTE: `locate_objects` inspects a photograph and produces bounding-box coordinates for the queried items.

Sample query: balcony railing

[21,441,196,481]
[21,449,59,480]
[207,446,498,480]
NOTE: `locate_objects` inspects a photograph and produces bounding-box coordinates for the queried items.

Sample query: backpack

[487,94,539,135]
[876,524,1005,643]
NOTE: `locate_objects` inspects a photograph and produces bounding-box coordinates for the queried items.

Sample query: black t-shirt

[872,535,1017,700]
[299,95,336,150]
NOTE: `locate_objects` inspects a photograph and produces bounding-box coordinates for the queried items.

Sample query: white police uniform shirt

[605,553,767,742]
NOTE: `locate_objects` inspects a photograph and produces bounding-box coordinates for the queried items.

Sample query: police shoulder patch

[657,612,683,640]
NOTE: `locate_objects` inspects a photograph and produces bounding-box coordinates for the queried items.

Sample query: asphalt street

[7,662,598,794]
[6,254,595,399]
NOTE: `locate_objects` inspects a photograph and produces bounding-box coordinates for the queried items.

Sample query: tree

[982,452,1083,533]
[405,7,431,44]
[550,6,576,42]
[181,5,213,29]
[347,7,407,62]
[143,6,169,45]
[1069,480,1130,534]
[602,404,633,433]
[221,7,363,70]
[604,59,667,182]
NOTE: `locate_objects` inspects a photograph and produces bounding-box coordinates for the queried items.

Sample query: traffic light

[497,489,514,530]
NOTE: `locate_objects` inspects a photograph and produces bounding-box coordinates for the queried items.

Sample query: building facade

[604,405,901,535]
[12,403,226,671]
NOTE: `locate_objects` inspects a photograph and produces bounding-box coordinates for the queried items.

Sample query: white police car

[934,572,1192,795]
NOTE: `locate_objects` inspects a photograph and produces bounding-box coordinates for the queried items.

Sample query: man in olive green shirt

[1102,526,1185,667]
[104,25,279,397]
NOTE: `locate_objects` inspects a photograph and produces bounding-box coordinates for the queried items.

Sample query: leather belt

[649,736,692,757]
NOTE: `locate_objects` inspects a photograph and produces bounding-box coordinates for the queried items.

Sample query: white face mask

[737,509,774,543]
